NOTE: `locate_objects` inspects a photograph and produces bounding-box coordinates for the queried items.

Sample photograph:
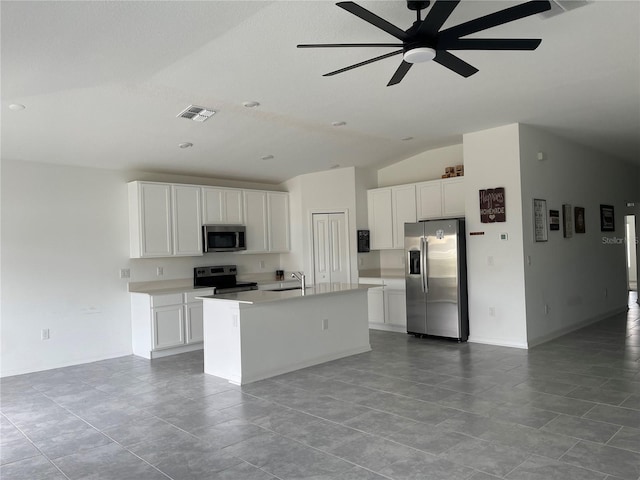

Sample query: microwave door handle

[203,228,208,252]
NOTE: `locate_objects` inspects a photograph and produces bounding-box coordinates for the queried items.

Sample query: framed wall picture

[600,204,615,231]
[563,204,573,238]
[533,198,548,242]
[549,209,560,231]
[574,207,586,233]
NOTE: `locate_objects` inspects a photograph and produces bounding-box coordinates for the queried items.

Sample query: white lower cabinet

[360,277,406,332]
[131,289,212,359]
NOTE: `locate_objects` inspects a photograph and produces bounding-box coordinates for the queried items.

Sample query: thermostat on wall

[500,233,509,241]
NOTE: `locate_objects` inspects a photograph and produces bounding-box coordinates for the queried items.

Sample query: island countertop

[197,282,375,305]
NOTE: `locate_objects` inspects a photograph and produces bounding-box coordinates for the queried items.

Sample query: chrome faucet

[291,272,306,290]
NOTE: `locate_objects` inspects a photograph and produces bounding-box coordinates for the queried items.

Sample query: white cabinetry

[202,187,244,225]
[243,190,290,253]
[367,185,417,250]
[367,178,465,250]
[172,185,203,256]
[359,277,406,332]
[128,182,202,258]
[416,177,465,220]
[367,188,393,250]
[392,185,417,249]
[131,289,212,359]
[267,192,290,253]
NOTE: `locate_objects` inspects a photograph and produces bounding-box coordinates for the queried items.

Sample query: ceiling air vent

[539,0,590,19]
[177,105,216,122]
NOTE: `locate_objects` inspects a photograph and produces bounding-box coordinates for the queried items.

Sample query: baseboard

[148,343,203,359]
[467,336,529,349]
[0,349,134,378]
[231,344,372,385]
[369,322,406,333]
[526,306,628,348]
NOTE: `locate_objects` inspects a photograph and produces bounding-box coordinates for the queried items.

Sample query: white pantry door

[312,213,349,284]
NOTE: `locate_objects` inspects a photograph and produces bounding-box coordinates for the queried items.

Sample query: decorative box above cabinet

[128,181,203,258]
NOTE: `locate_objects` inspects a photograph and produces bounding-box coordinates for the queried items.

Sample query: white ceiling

[2,1,639,184]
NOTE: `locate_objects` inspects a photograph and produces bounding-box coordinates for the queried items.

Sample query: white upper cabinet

[202,187,244,225]
[130,181,289,257]
[441,178,465,218]
[367,188,393,250]
[367,177,465,250]
[416,181,443,220]
[267,192,290,253]
[392,184,417,249]
[416,177,465,220]
[129,182,173,258]
[243,190,269,253]
[129,181,202,258]
[172,185,202,256]
[243,190,290,253]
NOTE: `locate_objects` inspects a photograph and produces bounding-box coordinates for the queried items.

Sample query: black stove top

[194,265,257,293]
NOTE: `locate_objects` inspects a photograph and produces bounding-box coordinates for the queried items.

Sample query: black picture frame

[600,204,615,232]
[574,207,586,234]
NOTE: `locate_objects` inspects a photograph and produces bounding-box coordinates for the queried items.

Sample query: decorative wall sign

[600,204,615,232]
[563,204,573,238]
[479,187,506,223]
[549,210,560,231]
[533,198,548,242]
[574,207,586,234]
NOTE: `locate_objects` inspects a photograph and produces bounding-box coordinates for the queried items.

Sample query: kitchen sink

[268,287,302,292]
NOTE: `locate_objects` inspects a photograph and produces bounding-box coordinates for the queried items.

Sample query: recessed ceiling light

[331,121,347,127]
[242,101,260,108]
[261,155,274,161]
[178,142,193,149]
[401,136,414,141]
[177,105,216,122]
[9,104,26,111]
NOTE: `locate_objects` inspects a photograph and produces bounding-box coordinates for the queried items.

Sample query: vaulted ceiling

[2,1,638,183]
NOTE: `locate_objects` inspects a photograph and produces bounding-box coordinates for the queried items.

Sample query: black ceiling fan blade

[433,50,479,77]
[387,61,413,86]
[336,2,408,41]
[439,1,551,40]
[297,43,403,48]
[323,50,403,77]
[418,0,461,38]
[440,38,542,50]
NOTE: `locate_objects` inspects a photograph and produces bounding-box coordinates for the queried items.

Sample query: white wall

[1,159,286,377]
[518,125,637,345]
[377,144,463,187]
[626,216,637,288]
[463,124,528,348]
[281,167,359,284]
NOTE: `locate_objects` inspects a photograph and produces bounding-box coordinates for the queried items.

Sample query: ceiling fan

[298,0,552,86]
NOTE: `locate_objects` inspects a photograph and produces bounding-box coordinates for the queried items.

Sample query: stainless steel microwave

[203,225,246,252]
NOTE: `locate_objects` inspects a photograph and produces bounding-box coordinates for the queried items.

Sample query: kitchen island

[198,283,372,385]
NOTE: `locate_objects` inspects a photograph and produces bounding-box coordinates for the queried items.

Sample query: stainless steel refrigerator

[405,219,469,341]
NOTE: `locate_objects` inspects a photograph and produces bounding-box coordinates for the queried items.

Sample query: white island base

[200,285,372,385]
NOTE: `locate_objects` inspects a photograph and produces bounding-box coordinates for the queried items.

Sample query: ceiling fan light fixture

[403,47,436,64]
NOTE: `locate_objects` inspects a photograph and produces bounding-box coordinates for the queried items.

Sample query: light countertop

[197,283,376,305]
[128,275,298,295]
[358,269,405,279]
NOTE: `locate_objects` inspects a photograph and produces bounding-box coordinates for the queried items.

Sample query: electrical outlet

[156,267,164,276]
[544,304,550,315]
[527,255,532,266]
[120,268,130,279]
[259,260,265,270]
[488,307,495,317]
[487,256,494,266]
[322,318,329,330]
[604,288,608,298]
[41,328,50,340]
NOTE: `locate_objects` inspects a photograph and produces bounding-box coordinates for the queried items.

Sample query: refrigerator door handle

[421,237,429,293]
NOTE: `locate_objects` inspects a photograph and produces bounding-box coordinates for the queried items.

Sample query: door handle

[420,237,429,293]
